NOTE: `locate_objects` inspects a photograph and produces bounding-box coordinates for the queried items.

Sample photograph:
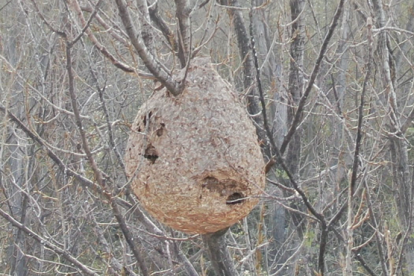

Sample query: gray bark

[371,0,414,273]
[286,0,305,178]
[175,0,192,66]
[227,0,271,158]
[394,1,414,68]
[251,0,276,85]
[115,0,183,96]
[272,1,306,275]
[202,229,238,276]
[336,3,350,111]
[135,0,154,50]
[2,11,29,275]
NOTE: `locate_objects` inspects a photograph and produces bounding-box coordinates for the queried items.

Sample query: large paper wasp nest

[125,57,265,234]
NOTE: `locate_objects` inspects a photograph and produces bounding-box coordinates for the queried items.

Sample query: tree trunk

[220,0,270,158]
[371,0,414,273]
[276,1,306,275]
[202,228,238,276]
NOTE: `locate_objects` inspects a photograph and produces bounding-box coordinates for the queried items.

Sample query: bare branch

[72,0,158,77]
[30,0,66,37]
[175,0,192,66]
[0,208,100,276]
[202,229,238,276]
[148,3,179,52]
[114,0,184,96]
[280,0,346,155]
[249,2,324,227]
[64,39,150,276]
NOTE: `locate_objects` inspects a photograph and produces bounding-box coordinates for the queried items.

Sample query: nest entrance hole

[144,144,158,164]
[226,192,245,205]
[201,177,246,205]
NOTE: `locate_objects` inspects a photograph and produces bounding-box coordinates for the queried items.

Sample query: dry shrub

[125,57,265,234]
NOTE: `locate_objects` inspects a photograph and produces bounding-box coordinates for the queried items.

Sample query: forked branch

[115,0,184,96]
[280,0,346,155]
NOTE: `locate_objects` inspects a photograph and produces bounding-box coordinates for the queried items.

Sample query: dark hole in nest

[226,192,245,205]
[143,111,153,126]
[202,177,225,193]
[144,144,158,164]
[156,123,165,137]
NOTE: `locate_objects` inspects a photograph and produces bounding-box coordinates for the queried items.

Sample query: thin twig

[30,0,66,37]
[64,39,150,276]
[280,0,346,155]
[71,0,137,73]
[249,6,324,226]
[115,0,183,96]
[0,208,99,276]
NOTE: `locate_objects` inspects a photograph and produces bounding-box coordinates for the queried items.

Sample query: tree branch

[175,0,192,66]
[65,39,150,276]
[202,229,238,276]
[71,0,137,73]
[280,0,346,155]
[148,3,179,53]
[249,2,324,227]
[114,0,184,96]
[0,208,99,276]
[220,0,270,158]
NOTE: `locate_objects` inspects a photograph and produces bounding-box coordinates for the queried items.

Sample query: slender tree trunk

[275,1,306,275]
[174,0,192,66]
[221,0,270,158]
[394,1,414,68]
[202,229,238,276]
[371,0,414,273]
[286,0,305,180]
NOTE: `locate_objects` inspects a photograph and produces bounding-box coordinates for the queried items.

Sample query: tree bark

[371,0,414,273]
[175,0,192,66]
[115,0,183,96]
[220,0,271,159]
[286,0,305,181]
[271,1,306,275]
[202,228,238,276]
